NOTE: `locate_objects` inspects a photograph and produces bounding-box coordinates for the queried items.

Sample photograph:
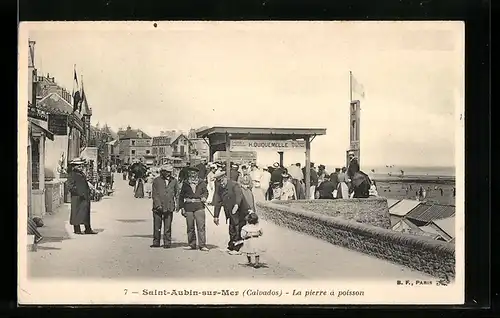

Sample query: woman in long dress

[250,165,265,202]
[336,171,349,199]
[206,164,217,204]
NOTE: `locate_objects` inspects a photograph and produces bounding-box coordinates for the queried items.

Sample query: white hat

[272,162,280,168]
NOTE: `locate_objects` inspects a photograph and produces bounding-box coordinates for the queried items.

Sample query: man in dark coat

[178,162,191,183]
[316,175,336,199]
[196,159,208,181]
[178,166,209,251]
[330,168,340,193]
[302,162,319,199]
[229,163,240,182]
[212,171,251,255]
[67,158,97,235]
[347,151,360,182]
[151,164,179,248]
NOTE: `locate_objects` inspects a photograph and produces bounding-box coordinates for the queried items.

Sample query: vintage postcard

[18,21,464,305]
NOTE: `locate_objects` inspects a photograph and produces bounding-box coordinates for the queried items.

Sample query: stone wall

[256,201,455,281]
[277,198,391,229]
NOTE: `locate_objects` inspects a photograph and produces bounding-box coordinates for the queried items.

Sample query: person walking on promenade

[336,168,349,199]
[67,158,98,235]
[230,163,240,182]
[206,163,218,204]
[240,175,256,212]
[212,171,252,255]
[302,162,319,200]
[151,165,179,248]
[288,163,305,200]
[178,166,210,251]
[262,166,272,200]
[280,173,297,200]
[196,159,208,181]
[249,164,265,202]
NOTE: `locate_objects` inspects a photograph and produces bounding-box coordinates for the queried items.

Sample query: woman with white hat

[279,173,297,201]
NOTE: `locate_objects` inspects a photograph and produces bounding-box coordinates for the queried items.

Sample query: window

[131,150,136,155]
[180,145,185,155]
[31,138,40,190]
[152,148,157,155]
[146,150,150,154]
[131,140,136,146]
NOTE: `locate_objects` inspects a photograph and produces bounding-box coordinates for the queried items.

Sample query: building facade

[118,126,152,164]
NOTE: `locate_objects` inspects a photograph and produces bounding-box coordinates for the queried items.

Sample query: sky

[24,21,463,168]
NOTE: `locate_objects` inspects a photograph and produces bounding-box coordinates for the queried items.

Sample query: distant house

[118,126,152,164]
[389,199,456,242]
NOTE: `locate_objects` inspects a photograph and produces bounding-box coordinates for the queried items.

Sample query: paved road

[29,174,434,281]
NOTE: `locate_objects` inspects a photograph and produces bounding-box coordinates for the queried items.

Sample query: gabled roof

[406,203,455,223]
[387,199,401,209]
[388,199,421,216]
[37,92,74,116]
[118,128,151,140]
[432,216,455,239]
[171,133,190,144]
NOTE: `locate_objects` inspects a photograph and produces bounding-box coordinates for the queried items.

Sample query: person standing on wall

[67,158,98,235]
[151,164,179,248]
[178,166,210,251]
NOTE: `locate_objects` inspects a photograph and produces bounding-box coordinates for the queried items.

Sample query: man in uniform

[212,171,252,255]
[151,164,179,248]
[67,158,98,235]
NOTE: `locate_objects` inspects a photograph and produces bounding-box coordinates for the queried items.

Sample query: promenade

[28,174,434,281]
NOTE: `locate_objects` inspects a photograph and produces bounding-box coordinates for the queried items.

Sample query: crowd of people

[117,152,376,268]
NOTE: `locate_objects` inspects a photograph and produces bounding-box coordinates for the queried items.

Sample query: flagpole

[349,71,353,102]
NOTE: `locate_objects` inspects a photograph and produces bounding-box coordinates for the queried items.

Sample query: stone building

[118,126,152,164]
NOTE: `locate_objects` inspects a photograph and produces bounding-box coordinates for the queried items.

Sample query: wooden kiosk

[196,126,326,199]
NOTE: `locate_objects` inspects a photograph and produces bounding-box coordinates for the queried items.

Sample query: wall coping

[256,200,454,253]
[275,197,388,205]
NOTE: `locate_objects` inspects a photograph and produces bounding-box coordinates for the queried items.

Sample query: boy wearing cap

[178,166,209,251]
[151,165,179,248]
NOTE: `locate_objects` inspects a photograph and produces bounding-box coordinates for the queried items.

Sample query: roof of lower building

[37,92,79,117]
[406,203,455,223]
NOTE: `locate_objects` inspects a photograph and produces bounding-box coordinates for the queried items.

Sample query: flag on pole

[72,66,81,112]
[350,72,366,101]
[79,77,87,113]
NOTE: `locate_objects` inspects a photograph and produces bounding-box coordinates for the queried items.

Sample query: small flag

[351,72,366,101]
[72,67,81,111]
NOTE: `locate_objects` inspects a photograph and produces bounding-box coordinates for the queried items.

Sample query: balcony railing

[172,151,187,157]
[27,104,48,121]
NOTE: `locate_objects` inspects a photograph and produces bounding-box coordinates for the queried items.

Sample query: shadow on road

[116,219,148,223]
[123,235,220,249]
[38,236,70,244]
[37,246,62,251]
[238,262,269,268]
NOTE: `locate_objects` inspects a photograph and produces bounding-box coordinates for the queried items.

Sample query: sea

[324,165,455,178]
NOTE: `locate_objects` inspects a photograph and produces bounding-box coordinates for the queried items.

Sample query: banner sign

[48,114,68,135]
[230,140,306,152]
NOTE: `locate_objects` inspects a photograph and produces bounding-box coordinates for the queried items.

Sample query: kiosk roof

[196,126,326,140]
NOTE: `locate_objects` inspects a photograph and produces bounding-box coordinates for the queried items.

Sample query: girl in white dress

[240,213,265,268]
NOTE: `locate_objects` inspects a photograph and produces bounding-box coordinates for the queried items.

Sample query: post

[349,71,353,102]
[305,137,311,200]
[225,134,231,177]
[38,136,45,192]
[278,151,284,167]
[27,134,32,219]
